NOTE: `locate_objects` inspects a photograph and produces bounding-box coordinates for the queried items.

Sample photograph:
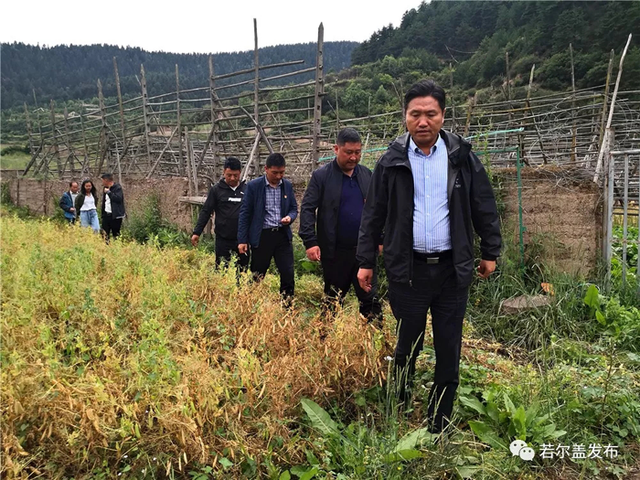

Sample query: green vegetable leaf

[395,427,434,451]
[468,420,508,450]
[583,284,600,309]
[459,395,486,416]
[383,449,423,463]
[301,398,341,437]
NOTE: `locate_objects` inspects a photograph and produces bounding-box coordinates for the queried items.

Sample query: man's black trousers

[102,214,122,241]
[251,228,295,297]
[388,253,469,432]
[321,245,382,321]
[215,236,250,270]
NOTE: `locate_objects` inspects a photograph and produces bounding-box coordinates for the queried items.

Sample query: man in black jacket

[357,80,501,432]
[299,128,382,323]
[100,173,126,242]
[192,157,248,269]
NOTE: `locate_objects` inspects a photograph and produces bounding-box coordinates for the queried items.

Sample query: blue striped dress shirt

[263,176,282,228]
[408,135,452,253]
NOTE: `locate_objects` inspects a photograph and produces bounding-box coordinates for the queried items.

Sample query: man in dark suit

[238,153,298,299]
[191,157,248,269]
[59,181,79,223]
[100,173,126,242]
[299,128,382,323]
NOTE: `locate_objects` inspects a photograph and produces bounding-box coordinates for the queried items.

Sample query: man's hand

[70,207,75,212]
[477,260,496,279]
[191,234,199,247]
[377,244,383,254]
[104,187,110,193]
[306,246,321,262]
[280,216,292,225]
[357,268,374,293]
[238,243,248,255]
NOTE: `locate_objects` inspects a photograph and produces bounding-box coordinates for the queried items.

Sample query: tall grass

[1,212,390,477]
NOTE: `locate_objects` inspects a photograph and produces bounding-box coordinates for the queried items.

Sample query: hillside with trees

[0,41,358,109]
[351,0,639,92]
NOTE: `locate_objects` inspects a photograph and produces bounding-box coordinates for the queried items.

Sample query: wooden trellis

[21,30,639,186]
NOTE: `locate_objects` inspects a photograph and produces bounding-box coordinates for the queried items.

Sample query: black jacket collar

[383,130,471,168]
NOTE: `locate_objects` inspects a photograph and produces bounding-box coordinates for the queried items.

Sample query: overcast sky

[1,0,424,53]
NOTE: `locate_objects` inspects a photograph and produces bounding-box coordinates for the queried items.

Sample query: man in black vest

[192,157,248,269]
[299,128,382,323]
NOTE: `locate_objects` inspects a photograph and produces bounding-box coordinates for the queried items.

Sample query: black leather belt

[264,226,282,232]
[413,250,452,264]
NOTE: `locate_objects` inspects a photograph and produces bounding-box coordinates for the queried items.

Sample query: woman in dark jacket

[75,180,100,232]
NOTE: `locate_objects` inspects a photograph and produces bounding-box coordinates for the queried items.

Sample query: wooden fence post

[311,23,324,172]
[50,100,61,178]
[113,57,125,183]
[140,64,152,168]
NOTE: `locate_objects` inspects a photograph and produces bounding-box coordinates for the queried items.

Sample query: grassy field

[1,210,639,479]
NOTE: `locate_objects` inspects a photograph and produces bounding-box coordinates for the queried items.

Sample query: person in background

[100,173,126,242]
[59,181,80,223]
[191,157,249,269]
[238,153,298,300]
[75,179,100,232]
[299,127,382,324]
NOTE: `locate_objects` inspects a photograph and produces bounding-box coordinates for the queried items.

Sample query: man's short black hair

[224,157,242,171]
[404,79,446,112]
[336,127,361,146]
[69,181,78,187]
[100,173,114,181]
[266,153,286,168]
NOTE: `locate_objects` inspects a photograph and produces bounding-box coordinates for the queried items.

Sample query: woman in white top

[75,180,100,232]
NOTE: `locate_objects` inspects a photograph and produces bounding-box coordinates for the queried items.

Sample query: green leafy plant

[298,398,436,478]
[459,389,566,450]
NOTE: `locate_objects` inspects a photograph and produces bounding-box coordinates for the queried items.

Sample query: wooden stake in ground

[140,64,152,168]
[594,33,633,184]
[253,19,260,173]
[113,57,125,183]
[50,100,61,178]
[570,43,577,164]
[311,23,324,172]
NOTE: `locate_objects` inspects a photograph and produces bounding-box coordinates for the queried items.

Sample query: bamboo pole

[79,106,90,175]
[311,22,324,171]
[185,128,198,196]
[239,106,274,154]
[598,50,615,149]
[253,18,260,173]
[570,43,577,164]
[603,128,615,291]
[113,57,125,183]
[62,106,74,175]
[242,133,261,182]
[594,33,633,183]
[525,64,548,165]
[49,100,61,178]
[260,67,317,83]
[176,64,185,176]
[140,64,152,168]
[97,80,108,175]
[24,103,34,158]
[209,55,218,177]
